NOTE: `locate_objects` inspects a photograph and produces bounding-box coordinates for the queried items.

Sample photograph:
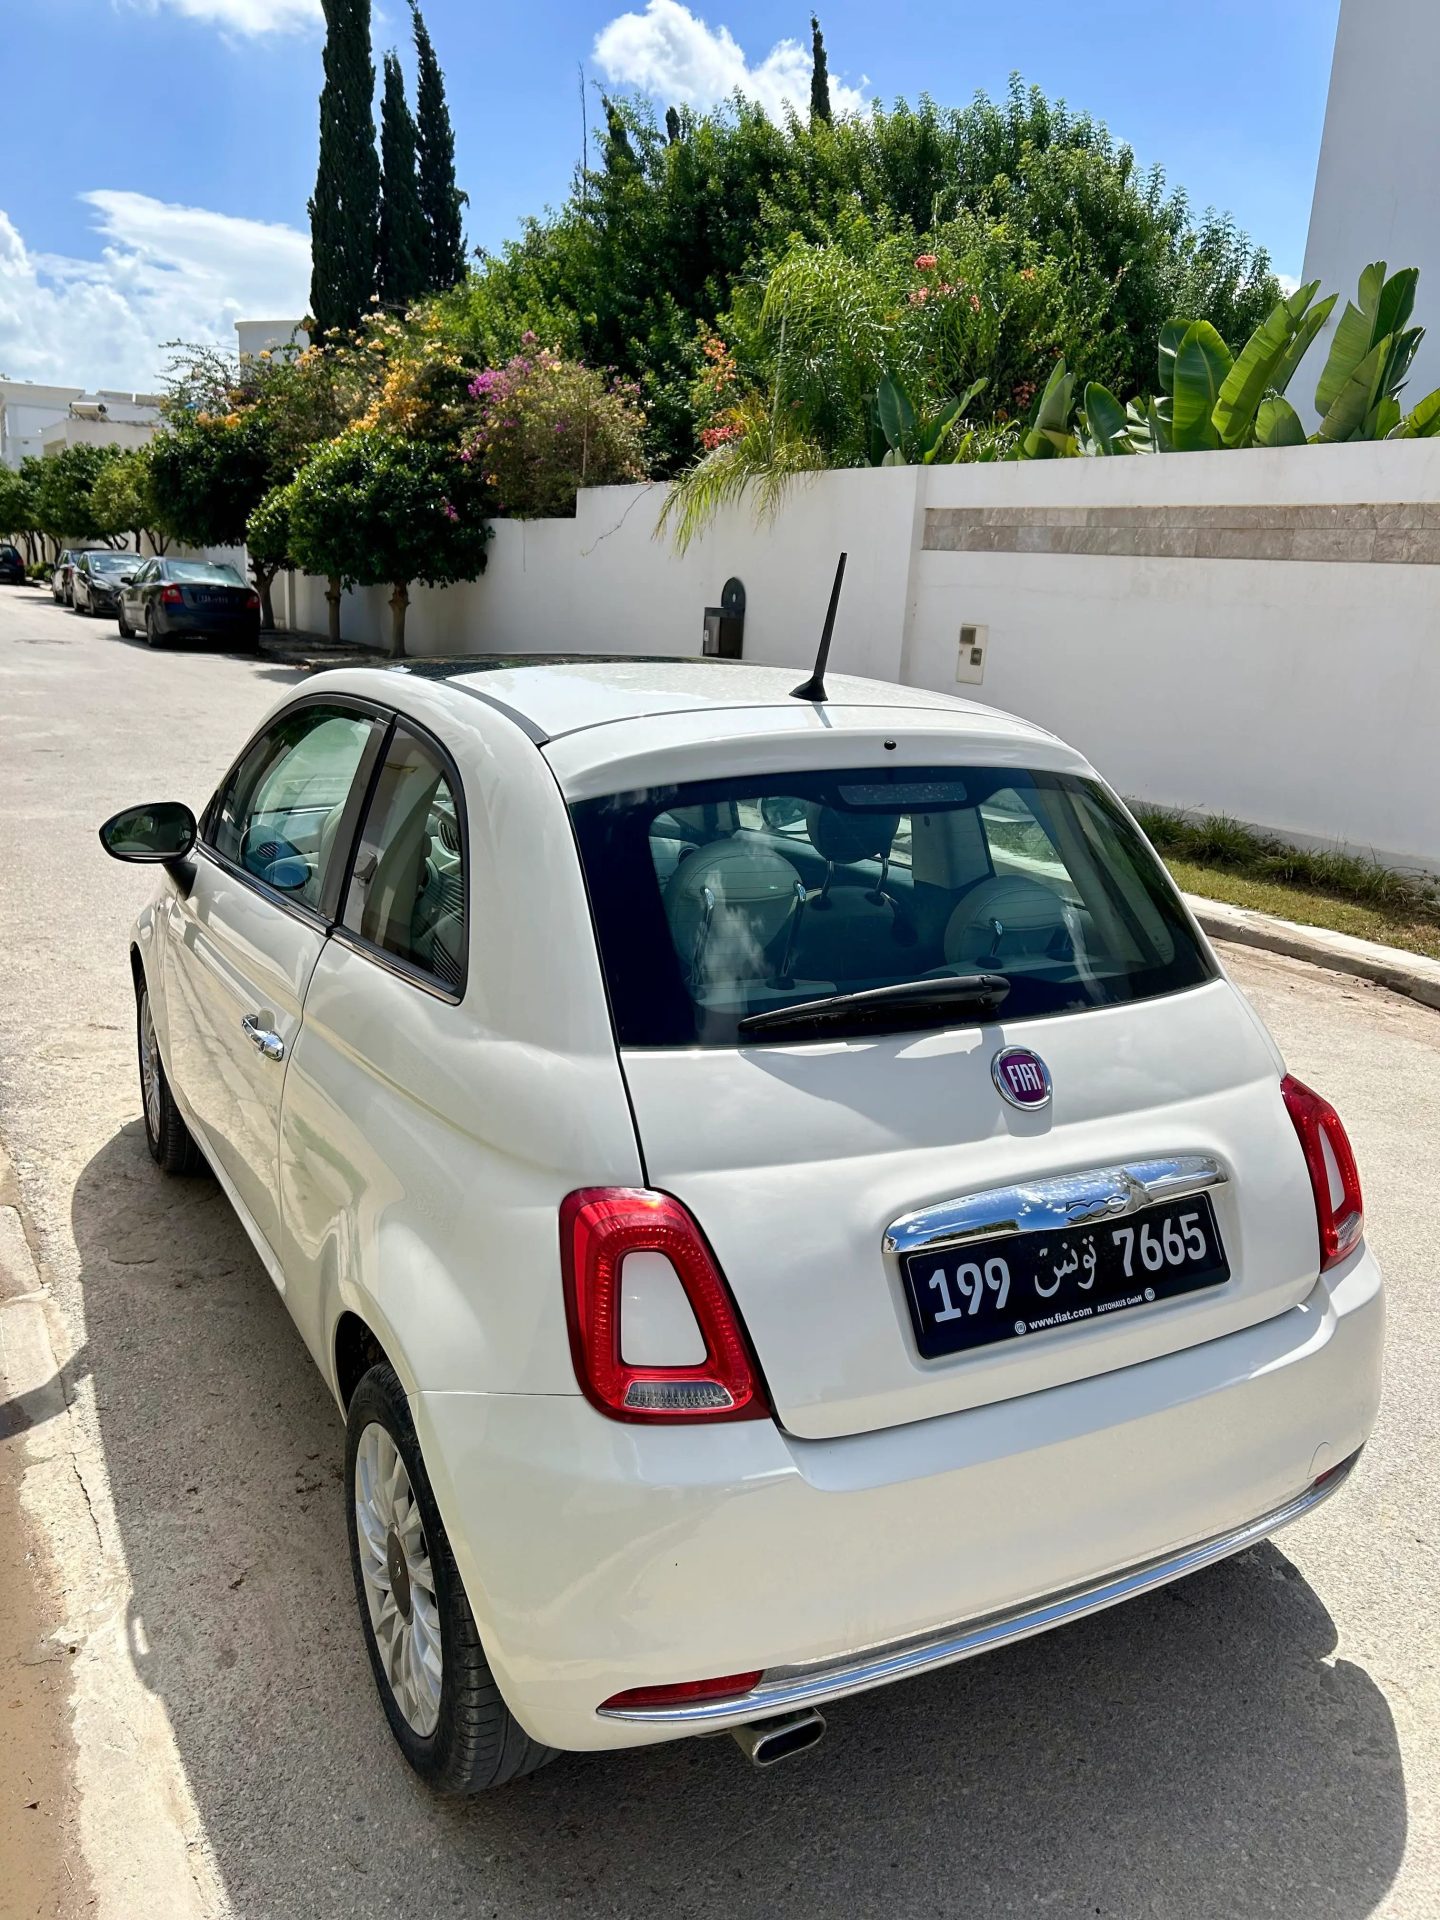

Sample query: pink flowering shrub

[460,342,647,517]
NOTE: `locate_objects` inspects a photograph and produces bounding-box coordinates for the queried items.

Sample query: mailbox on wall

[702,577,746,658]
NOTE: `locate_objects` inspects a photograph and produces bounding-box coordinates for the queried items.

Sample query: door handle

[241,1014,286,1062]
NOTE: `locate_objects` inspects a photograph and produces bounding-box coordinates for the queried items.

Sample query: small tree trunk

[251,560,278,631]
[326,574,342,644]
[388,582,408,659]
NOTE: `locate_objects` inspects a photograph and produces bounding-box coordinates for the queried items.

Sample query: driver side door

[162,699,383,1270]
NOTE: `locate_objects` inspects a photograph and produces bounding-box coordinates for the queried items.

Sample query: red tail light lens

[600,1670,763,1712]
[1282,1074,1363,1270]
[560,1188,768,1422]
[160,584,184,606]
[245,590,260,610]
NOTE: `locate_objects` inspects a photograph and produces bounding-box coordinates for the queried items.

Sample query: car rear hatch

[173,582,253,620]
[556,708,1321,1442]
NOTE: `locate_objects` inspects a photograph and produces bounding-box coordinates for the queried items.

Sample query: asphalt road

[1,585,1438,1920]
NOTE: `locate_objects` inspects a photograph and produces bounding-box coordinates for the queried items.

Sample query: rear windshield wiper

[737,973,1011,1040]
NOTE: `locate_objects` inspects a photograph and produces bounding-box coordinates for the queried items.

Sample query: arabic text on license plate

[900,1194,1229,1360]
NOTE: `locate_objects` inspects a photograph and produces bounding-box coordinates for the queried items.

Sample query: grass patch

[1131,805,1440,963]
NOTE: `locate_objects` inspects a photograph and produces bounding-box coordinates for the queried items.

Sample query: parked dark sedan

[0,543,24,585]
[73,549,139,616]
[116,557,260,647]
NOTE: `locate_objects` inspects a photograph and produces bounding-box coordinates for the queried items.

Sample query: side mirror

[119,571,136,585]
[98,801,197,864]
[760,795,806,832]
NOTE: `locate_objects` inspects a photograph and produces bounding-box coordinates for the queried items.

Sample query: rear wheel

[345,1363,556,1793]
[137,983,203,1175]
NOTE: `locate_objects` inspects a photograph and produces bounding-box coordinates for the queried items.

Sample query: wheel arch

[333,1308,412,1410]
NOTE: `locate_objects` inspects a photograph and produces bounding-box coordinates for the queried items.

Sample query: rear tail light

[245,590,260,610]
[160,584,184,606]
[1282,1074,1363,1270]
[600,1670,763,1712]
[560,1187,769,1422]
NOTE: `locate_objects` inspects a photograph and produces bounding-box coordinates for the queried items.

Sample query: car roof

[354,654,1049,746]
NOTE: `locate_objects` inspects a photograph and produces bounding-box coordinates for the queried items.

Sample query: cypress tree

[809,15,832,125]
[308,0,381,335]
[377,51,428,310]
[603,96,637,171]
[411,2,467,290]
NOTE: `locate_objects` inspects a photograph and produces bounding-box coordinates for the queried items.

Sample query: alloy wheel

[353,1422,443,1736]
[139,993,162,1141]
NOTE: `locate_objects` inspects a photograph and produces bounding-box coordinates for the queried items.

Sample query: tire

[145,607,165,648]
[117,605,133,638]
[137,982,203,1176]
[345,1363,556,1793]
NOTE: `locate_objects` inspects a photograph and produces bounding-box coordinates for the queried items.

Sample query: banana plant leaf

[1357,260,1386,320]
[1171,321,1232,450]
[876,374,916,455]
[1374,267,1417,344]
[1213,300,1299,447]
[1254,395,1306,447]
[1315,335,1390,442]
[1270,294,1337,397]
[1146,394,1173,453]
[1315,297,1381,416]
[1084,382,1134,453]
[1157,321,1188,398]
[863,394,887,467]
[1284,278,1323,321]
[1397,386,1440,438]
[918,379,987,462]
[1379,326,1423,400]
[1362,394,1403,440]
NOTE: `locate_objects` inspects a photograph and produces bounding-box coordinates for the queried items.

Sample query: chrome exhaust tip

[730,1708,826,1768]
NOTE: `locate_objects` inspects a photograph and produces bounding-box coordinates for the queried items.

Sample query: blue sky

[0,0,1340,392]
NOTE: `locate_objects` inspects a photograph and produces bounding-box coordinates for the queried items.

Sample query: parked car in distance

[99,657,1384,1793]
[117,556,260,647]
[72,548,138,617]
[0,543,24,585]
[51,549,93,604]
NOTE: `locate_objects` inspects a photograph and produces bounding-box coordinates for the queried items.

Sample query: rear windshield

[167,561,244,584]
[572,765,1215,1046]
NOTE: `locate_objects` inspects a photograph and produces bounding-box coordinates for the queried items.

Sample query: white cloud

[0,192,311,394]
[122,0,321,36]
[593,0,865,122]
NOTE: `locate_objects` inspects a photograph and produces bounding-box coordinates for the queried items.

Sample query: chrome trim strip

[883,1154,1228,1258]
[596,1451,1359,1724]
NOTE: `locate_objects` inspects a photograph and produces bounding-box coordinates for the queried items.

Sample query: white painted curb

[1187,894,1440,1013]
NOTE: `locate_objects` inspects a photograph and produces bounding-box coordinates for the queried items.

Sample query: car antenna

[791,552,847,702]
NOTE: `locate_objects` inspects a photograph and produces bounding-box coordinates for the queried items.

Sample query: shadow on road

[71,1122,1406,1920]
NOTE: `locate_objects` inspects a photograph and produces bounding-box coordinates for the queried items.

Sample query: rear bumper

[157,611,258,637]
[414,1246,1383,1753]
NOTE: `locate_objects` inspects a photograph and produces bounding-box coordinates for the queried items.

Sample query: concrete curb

[1186,893,1440,1012]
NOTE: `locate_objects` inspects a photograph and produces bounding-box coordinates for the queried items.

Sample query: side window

[208,704,377,912]
[342,726,466,992]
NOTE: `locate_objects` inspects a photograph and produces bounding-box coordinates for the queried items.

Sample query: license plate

[900,1194,1229,1360]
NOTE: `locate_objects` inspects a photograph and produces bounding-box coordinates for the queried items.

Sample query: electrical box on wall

[955,622,988,685]
[702,577,746,659]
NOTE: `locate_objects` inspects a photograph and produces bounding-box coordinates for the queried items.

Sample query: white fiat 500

[100,656,1383,1791]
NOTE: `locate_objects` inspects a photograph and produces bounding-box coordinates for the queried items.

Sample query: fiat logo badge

[992,1046,1052,1111]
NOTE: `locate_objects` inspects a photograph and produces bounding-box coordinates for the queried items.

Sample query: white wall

[276,443,1440,871]
[907,444,1440,872]
[1303,0,1440,410]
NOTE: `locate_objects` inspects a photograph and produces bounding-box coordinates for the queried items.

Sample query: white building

[0,381,161,469]
[235,319,308,361]
[1303,0,1440,406]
